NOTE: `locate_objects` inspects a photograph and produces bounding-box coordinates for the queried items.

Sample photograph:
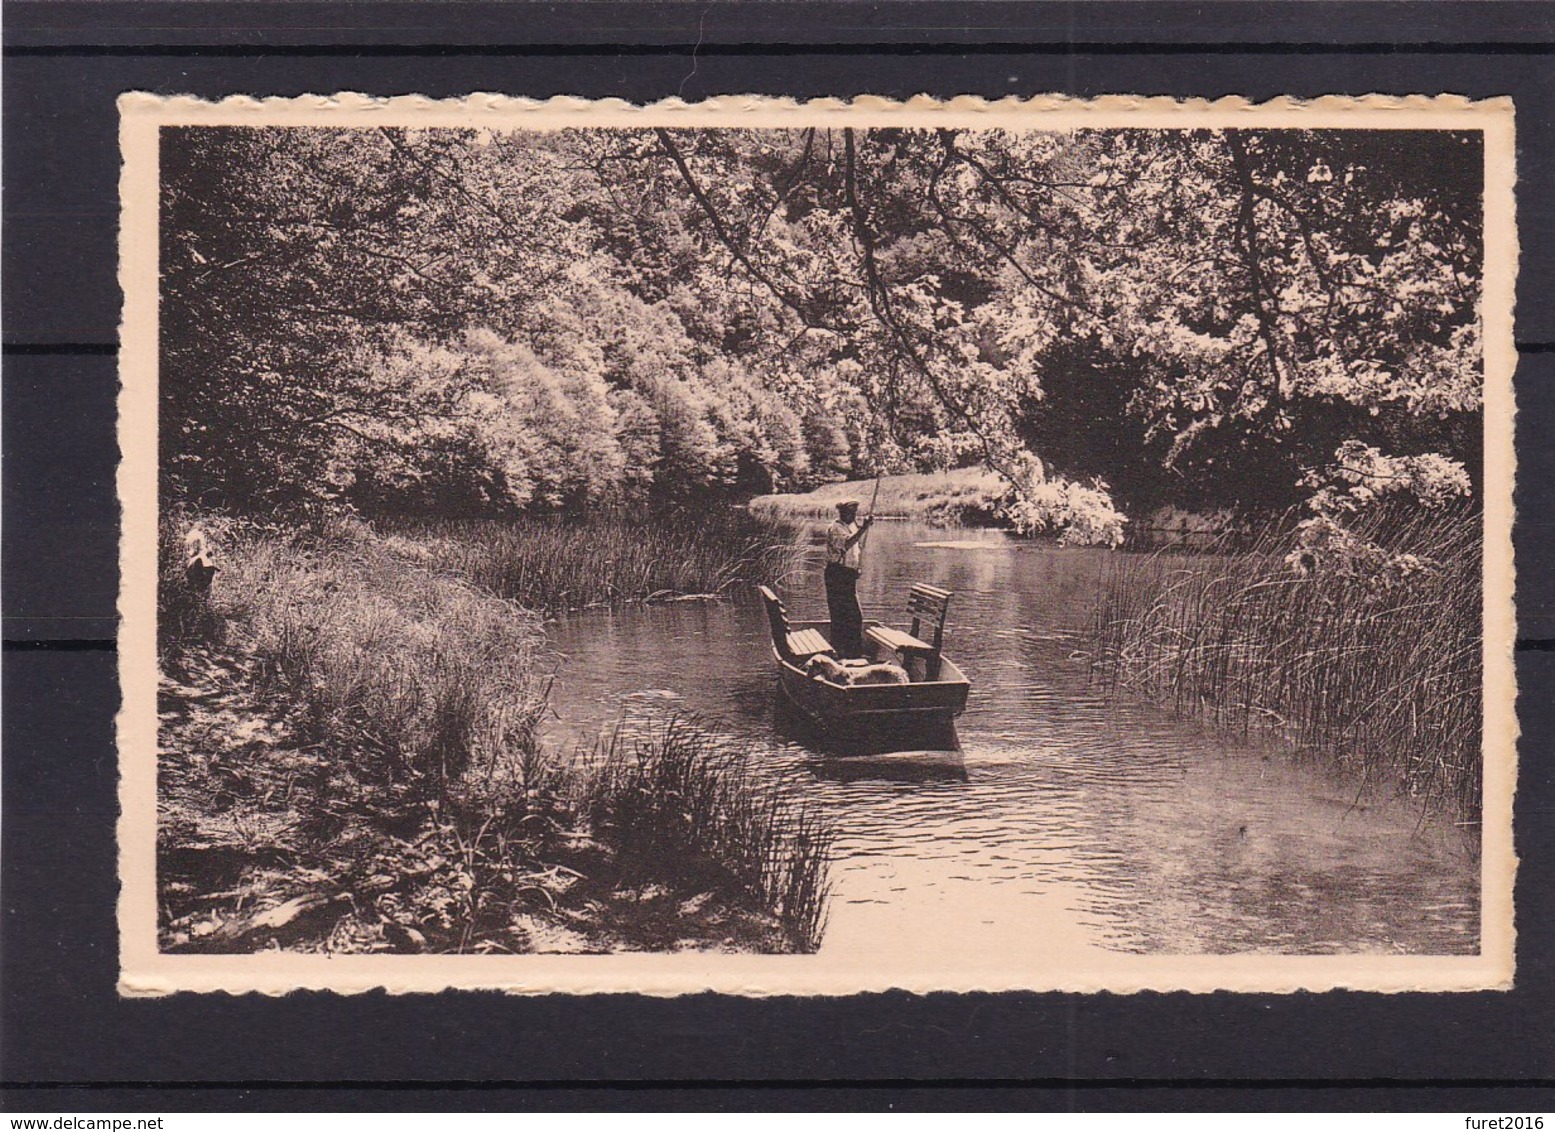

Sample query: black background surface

[4,0,1553,1111]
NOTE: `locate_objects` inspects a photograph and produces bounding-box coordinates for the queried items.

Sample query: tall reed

[1091,505,1482,818]
[584,718,834,951]
[388,510,804,614]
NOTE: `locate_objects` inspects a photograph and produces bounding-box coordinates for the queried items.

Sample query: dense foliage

[162,124,1483,546]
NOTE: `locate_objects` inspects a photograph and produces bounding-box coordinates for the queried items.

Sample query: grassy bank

[383,510,803,614]
[157,514,831,953]
[750,468,1009,528]
[1090,507,1482,819]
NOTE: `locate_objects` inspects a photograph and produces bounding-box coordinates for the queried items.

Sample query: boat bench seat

[866,624,935,656]
[872,583,954,681]
[758,584,838,663]
[786,628,834,661]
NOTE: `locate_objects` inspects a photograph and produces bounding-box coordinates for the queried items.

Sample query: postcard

[117,93,1516,995]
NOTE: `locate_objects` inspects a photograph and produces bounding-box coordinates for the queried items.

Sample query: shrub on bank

[1090,504,1482,818]
[157,509,260,649]
[752,466,1129,545]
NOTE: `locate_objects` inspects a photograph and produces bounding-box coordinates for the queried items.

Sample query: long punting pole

[858,467,885,563]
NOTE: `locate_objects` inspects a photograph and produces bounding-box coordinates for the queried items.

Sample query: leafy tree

[160,123,1484,546]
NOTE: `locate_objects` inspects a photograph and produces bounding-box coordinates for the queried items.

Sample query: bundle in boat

[804,653,909,687]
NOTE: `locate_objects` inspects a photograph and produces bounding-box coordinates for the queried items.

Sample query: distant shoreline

[749,468,1009,529]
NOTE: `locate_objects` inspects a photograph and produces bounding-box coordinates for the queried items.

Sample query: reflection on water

[543,521,1479,955]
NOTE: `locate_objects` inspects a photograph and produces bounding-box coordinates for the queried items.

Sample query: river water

[542,520,1478,956]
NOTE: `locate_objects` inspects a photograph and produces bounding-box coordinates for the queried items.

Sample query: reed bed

[1090,505,1482,819]
[388,510,804,613]
[584,719,834,951]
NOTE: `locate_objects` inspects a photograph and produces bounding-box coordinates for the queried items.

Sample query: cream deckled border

[118,93,1518,997]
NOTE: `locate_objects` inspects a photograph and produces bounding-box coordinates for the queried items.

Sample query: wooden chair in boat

[865,583,952,680]
[757,585,836,664]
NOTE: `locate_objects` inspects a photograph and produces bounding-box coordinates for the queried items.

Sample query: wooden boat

[757,583,971,735]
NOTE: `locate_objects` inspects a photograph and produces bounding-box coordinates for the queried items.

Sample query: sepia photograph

[116,94,1516,995]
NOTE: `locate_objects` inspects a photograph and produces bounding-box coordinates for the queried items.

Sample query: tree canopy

[161,124,1483,542]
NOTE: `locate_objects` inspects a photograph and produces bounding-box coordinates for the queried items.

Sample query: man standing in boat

[825,499,873,658]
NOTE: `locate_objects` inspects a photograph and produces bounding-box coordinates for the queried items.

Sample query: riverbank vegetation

[750,467,1131,546]
[1091,504,1482,819]
[386,509,802,614]
[751,468,1009,527]
[158,515,830,953]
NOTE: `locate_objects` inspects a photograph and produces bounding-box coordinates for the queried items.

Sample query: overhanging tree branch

[929,131,1096,319]
[654,128,826,330]
[1226,129,1291,417]
[841,128,1028,493]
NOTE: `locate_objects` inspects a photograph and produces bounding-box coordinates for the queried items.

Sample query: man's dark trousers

[825,562,864,657]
